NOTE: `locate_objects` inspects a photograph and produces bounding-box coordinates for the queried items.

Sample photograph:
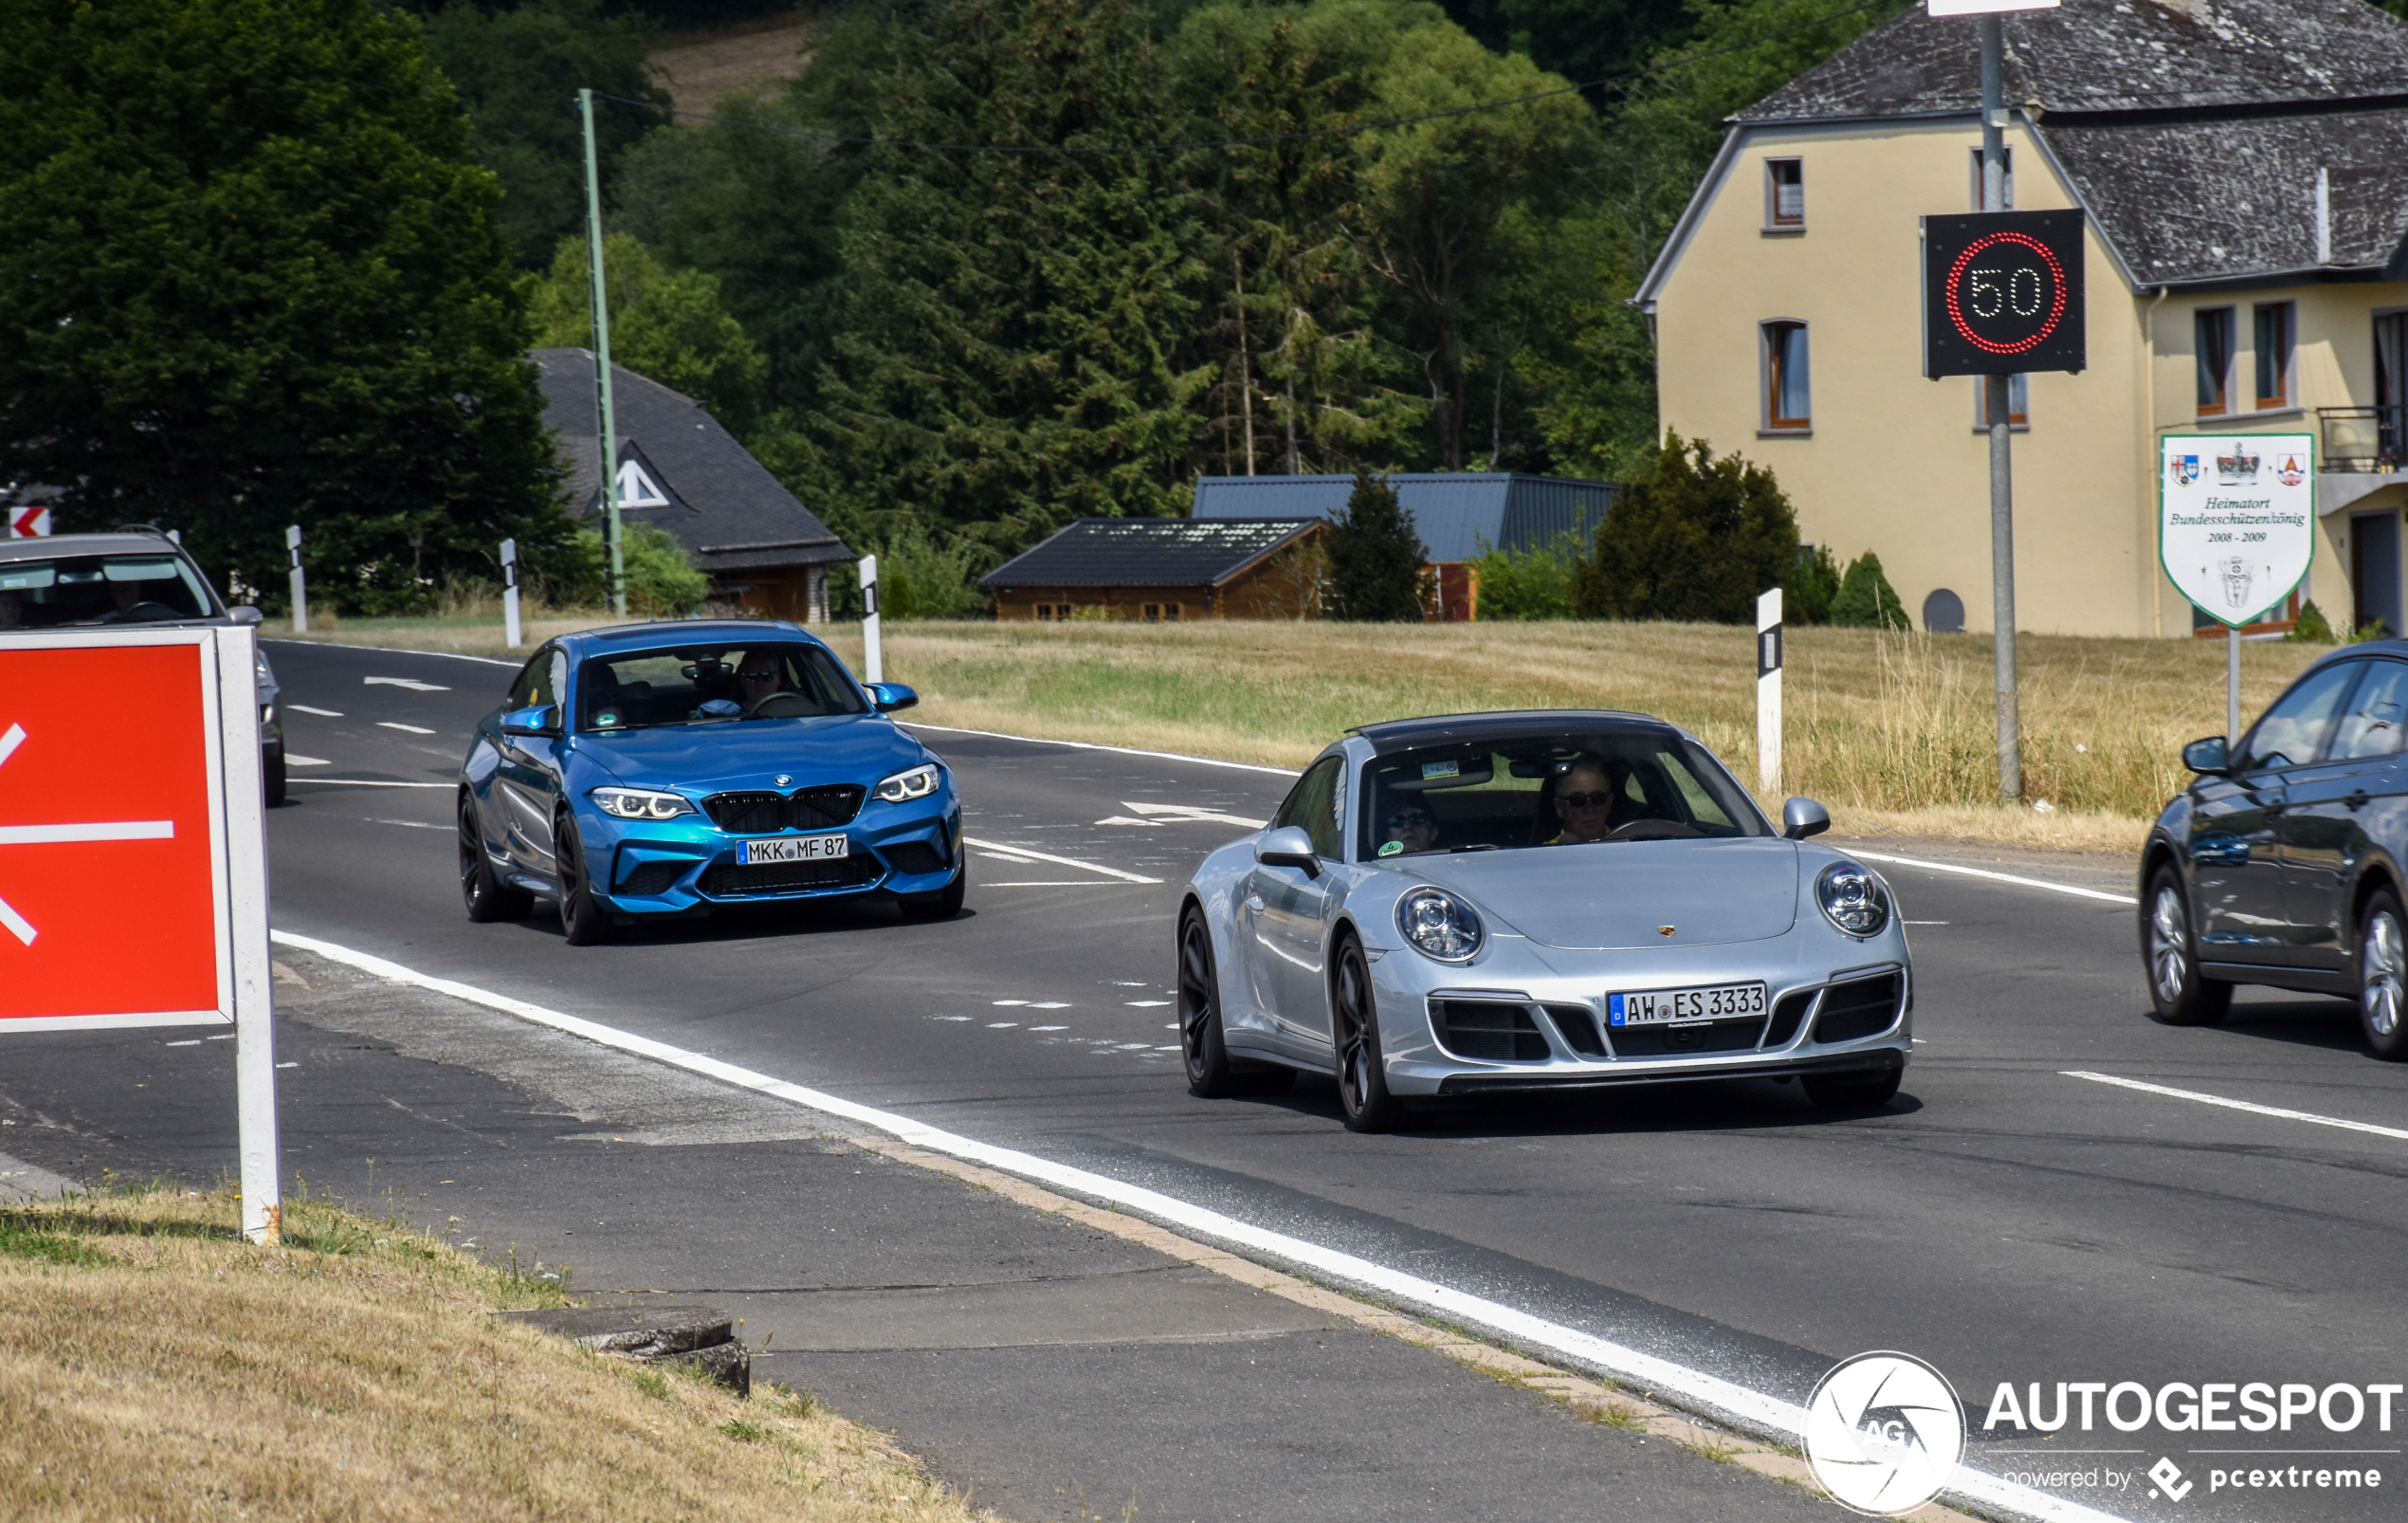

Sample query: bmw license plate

[736,834,848,866]
[1609,982,1767,1027]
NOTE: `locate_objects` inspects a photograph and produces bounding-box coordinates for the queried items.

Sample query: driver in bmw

[733,651,789,714]
[1546,757,1617,844]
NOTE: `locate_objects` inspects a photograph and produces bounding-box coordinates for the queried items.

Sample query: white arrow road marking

[1094,815,1164,827]
[363,676,449,692]
[1122,800,1269,828]
[0,723,177,945]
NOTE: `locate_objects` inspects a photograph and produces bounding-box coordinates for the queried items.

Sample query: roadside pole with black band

[501,538,521,650]
[285,524,307,633]
[861,553,883,685]
[1757,587,1782,794]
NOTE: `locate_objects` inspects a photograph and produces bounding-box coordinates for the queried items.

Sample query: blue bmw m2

[457,621,962,944]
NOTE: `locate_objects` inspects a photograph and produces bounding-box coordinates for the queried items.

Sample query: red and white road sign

[8,505,51,538]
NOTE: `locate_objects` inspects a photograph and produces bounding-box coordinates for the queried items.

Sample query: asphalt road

[27,635,2408,1521]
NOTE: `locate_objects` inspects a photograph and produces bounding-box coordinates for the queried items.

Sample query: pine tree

[1571,434,1797,622]
[1324,471,1431,621]
[1828,552,1909,630]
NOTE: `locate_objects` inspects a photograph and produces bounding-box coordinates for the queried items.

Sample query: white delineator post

[285,524,307,633]
[213,626,282,1245]
[1757,587,1783,794]
[860,553,883,685]
[501,538,521,650]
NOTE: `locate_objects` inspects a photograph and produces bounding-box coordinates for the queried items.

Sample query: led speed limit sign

[1921,209,2086,376]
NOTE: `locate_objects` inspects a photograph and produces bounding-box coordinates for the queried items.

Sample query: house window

[2197,307,2235,416]
[2254,302,2294,410]
[1765,158,1804,229]
[1141,602,1181,623]
[1035,602,1062,621]
[1966,146,2014,210]
[1975,373,2029,429]
[1762,321,1811,431]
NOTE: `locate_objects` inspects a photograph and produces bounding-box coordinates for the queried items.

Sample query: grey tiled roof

[980,518,1320,589]
[1723,0,2408,289]
[534,349,851,574]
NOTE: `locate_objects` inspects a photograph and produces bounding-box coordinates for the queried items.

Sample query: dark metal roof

[979,517,1320,589]
[1350,709,1675,755]
[1741,0,2408,123]
[1192,473,1615,562]
[534,349,852,574]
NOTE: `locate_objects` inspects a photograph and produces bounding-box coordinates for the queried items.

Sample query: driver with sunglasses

[1545,757,1618,845]
[1378,802,1440,856]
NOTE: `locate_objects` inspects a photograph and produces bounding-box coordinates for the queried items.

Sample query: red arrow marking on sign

[0,722,176,946]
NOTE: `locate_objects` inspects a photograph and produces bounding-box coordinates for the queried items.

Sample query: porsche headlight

[591,786,695,821]
[875,762,941,803]
[1815,860,1890,938]
[1397,886,1484,963]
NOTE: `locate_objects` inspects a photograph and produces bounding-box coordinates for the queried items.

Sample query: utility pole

[578,88,626,617]
[1979,12,2020,802]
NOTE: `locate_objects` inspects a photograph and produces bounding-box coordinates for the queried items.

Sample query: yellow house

[1635,0,2408,637]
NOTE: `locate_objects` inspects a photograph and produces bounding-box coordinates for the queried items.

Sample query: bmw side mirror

[501,704,558,737]
[1781,797,1832,840]
[228,605,265,626]
[867,682,919,713]
[2182,735,2231,775]
[1254,824,1322,878]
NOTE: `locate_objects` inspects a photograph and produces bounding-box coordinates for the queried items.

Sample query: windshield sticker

[1421,760,1460,780]
[1378,839,1403,857]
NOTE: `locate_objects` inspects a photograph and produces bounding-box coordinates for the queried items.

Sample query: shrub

[567,523,710,615]
[1827,551,1909,631]
[1571,434,1796,622]
[1324,472,1431,622]
[1787,543,1842,624]
[1470,532,1580,620]
[2289,599,2338,644]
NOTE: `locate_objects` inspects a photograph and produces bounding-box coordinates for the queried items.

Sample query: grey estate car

[1177,710,1914,1130]
[0,530,286,803]
[2143,642,2408,1057]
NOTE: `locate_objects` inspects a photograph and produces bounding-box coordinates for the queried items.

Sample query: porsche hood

[1402,837,1801,949]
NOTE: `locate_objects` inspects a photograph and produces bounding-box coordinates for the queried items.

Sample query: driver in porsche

[1545,757,1618,845]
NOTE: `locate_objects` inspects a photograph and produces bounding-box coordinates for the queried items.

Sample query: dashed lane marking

[377,722,437,735]
[2065,1071,2408,1143]
[958,836,1160,884]
[287,755,331,766]
[285,705,343,717]
[982,881,1122,888]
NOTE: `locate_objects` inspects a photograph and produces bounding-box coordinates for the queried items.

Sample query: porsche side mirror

[1781,797,1832,840]
[1254,824,1321,878]
[501,704,558,737]
[2182,735,2231,775]
[867,682,919,713]
[228,605,265,626]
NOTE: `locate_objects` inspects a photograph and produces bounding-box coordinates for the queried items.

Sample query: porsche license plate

[1609,982,1767,1027]
[736,835,848,866]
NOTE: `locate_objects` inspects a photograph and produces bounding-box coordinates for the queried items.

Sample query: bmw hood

[571,714,926,792]
[1403,837,1799,949]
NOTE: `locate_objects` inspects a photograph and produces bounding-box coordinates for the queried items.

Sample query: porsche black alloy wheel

[1802,1067,1903,1110]
[264,747,287,808]
[1332,935,1400,1132]
[555,813,614,945]
[901,861,967,920]
[2143,866,2230,1026]
[459,793,532,923]
[1177,908,1290,1098]
[2358,888,2408,1060]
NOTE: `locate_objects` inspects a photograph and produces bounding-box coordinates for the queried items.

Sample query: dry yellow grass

[281,615,2328,855]
[0,1186,990,1523]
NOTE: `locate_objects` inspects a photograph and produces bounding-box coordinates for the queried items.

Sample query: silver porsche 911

[1176,710,1913,1130]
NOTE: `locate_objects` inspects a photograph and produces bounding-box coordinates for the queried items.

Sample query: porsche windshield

[0,554,215,629]
[1359,730,1769,859]
[576,644,867,731]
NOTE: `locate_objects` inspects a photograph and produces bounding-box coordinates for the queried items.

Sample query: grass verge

[274,615,2326,856]
[0,1184,988,1522]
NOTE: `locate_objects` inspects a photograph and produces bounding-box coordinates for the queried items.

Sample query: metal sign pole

[1980,12,2021,802]
[860,554,883,685]
[285,524,307,634]
[2229,627,2242,745]
[501,538,521,650]
[1757,587,1783,794]
[579,88,627,618]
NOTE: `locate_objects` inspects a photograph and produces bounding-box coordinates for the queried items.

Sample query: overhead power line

[593,0,1901,157]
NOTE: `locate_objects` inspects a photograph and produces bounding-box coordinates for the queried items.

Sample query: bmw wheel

[2143,867,2230,1026]
[901,861,966,920]
[459,792,532,923]
[1331,935,1400,1132]
[2358,889,2408,1060]
[555,812,613,945]
[1177,906,1289,1098]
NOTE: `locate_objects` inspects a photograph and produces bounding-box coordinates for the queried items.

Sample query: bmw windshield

[1360,729,1769,860]
[576,644,867,731]
[0,555,218,629]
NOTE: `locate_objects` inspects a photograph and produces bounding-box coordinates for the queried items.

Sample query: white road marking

[268,924,2126,1523]
[288,779,451,788]
[1155,1045,1182,1052]
[903,723,1297,777]
[1850,851,2137,906]
[1031,1001,1069,1009]
[372,818,449,832]
[959,835,1160,884]
[1904,920,1951,926]
[983,880,1120,887]
[275,1062,298,1069]
[2065,1071,2408,1143]
[287,755,332,766]
[165,1039,201,1046]
[993,1000,1029,1006]
[1095,815,1164,827]
[1122,800,1269,829]
[266,639,515,668]
[377,722,437,735]
[935,1017,972,1022]
[1031,1024,1067,1031]
[287,705,343,717]
[1115,1042,1153,1050]
[987,1022,1018,1028]
[1126,999,1171,1007]
[363,676,449,692]
[978,848,1040,863]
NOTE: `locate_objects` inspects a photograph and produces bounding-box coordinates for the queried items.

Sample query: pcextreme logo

[1805,1351,1967,1515]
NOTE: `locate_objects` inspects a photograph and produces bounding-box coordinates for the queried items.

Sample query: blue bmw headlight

[1397,887,1484,963]
[1815,861,1890,938]
[591,786,695,821]
[876,762,941,802]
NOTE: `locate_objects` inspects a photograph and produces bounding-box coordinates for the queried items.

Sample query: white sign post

[285,524,308,633]
[860,553,883,686]
[0,627,281,1242]
[1757,587,1783,794]
[500,538,521,650]
[2160,433,2316,743]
